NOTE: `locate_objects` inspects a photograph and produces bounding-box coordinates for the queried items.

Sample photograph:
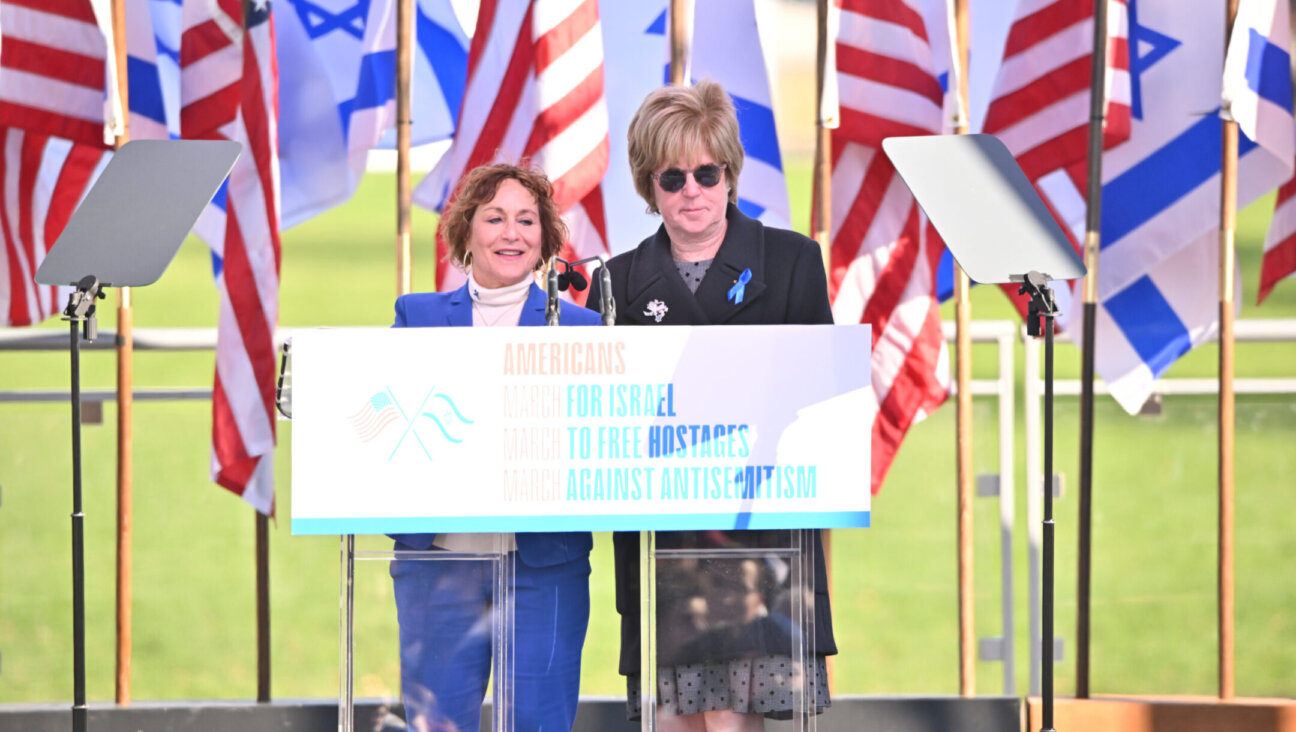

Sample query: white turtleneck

[468,271,532,328]
[433,271,529,554]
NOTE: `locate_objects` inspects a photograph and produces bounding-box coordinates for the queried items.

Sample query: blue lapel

[447,283,473,327]
[518,282,548,326]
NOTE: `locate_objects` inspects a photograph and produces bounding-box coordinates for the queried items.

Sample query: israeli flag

[1222,0,1294,165]
[689,0,790,230]
[125,0,181,141]
[124,0,229,260]
[599,1,672,252]
[276,0,468,228]
[1044,0,1293,413]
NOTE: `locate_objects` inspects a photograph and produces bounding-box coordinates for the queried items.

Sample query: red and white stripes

[182,0,282,514]
[0,0,112,326]
[415,0,609,295]
[984,0,1130,186]
[0,129,109,325]
[1260,176,1296,303]
[822,0,952,492]
[0,0,114,146]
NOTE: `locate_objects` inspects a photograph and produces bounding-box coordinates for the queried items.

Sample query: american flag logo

[347,392,401,443]
[350,388,476,461]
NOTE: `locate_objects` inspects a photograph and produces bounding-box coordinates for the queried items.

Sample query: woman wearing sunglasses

[390,163,599,732]
[588,81,837,732]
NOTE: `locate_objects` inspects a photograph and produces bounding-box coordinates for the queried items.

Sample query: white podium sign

[290,325,872,535]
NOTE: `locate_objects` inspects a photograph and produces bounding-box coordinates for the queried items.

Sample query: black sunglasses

[651,163,727,193]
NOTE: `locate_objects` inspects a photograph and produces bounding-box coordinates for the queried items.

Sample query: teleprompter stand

[883,133,1086,732]
[35,139,241,732]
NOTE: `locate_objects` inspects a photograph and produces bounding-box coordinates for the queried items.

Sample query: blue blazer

[390,281,598,567]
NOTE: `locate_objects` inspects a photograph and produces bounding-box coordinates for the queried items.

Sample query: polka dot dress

[674,258,713,294]
[627,655,830,721]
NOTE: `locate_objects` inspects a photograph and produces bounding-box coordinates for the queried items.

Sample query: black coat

[587,204,839,675]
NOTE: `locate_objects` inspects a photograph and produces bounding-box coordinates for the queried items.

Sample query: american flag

[0,130,110,326]
[0,0,119,147]
[0,0,114,327]
[982,0,1131,319]
[1259,177,1296,303]
[181,0,281,514]
[983,0,1131,184]
[819,0,953,492]
[348,392,401,442]
[412,0,609,298]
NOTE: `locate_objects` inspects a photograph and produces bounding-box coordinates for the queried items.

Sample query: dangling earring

[462,250,474,270]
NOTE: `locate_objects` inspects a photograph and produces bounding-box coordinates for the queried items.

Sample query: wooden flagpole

[1075,0,1110,699]
[255,512,270,701]
[110,0,133,706]
[813,0,832,265]
[251,0,273,700]
[1218,0,1239,702]
[669,0,687,86]
[248,0,277,703]
[951,0,975,700]
[813,0,836,690]
[397,0,414,295]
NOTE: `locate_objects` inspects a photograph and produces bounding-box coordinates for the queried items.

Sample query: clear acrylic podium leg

[639,529,822,732]
[339,534,516,732]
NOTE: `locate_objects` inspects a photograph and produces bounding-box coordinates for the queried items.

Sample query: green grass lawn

[1,169,1293,704]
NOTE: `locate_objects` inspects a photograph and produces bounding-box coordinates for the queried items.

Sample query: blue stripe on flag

[1245,28,1294,111]
[127,57,167,123]
[339,50,397,134]
[936,248,955,302]
[154,37,179,64]
[737,198,765,220]
[1104,275,1192,376]
[417,9,467,132]
[1102,112,1257,247]
[730,93,782,169]
[208,181,229,277]
[211,178,228,213]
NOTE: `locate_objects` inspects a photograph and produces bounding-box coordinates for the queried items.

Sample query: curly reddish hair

[441,163,568,271]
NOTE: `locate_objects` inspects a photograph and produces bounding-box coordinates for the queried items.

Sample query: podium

[289,324,872,731]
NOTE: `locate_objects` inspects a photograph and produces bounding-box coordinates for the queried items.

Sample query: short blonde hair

[441,163,568,270]
[627,80,743,214]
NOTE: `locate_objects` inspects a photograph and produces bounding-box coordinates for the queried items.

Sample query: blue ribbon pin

[727,268,752,305]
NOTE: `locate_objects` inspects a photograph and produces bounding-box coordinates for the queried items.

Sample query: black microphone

[557,269,588,292]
